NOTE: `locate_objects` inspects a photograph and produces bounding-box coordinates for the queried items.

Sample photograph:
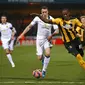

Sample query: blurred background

[0,1,85,84]
[0,0,85,45]
[0,0,85,36]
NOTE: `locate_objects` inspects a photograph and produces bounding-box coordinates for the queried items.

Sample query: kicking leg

[42,47,50,78]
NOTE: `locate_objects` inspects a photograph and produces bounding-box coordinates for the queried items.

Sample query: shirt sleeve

[49,16,59,30]
[53,24,58,30]
[76,27,81,33]
[30,16,38,26]
[13,27,17,33]
[75,18,82,27]
[52,18,61,25]
[9,23,13,30]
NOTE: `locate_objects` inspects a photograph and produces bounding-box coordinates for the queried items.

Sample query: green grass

[0,45,85,85]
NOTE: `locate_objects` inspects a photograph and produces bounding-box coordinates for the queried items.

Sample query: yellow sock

[76,54,85,70]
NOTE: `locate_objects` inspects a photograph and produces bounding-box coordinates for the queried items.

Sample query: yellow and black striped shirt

[52,18,82,43]
[76,27,85,41]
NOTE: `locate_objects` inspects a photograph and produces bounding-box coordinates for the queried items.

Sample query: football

[32,69,42,78]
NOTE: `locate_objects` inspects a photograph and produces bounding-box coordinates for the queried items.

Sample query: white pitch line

[0,81,85,84]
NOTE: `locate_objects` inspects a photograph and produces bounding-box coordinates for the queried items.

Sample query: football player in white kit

[17,6,59,77]
[0,15,15,67]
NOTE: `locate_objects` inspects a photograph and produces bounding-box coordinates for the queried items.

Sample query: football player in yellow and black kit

[76,16,85,50]
[31,8,85,70]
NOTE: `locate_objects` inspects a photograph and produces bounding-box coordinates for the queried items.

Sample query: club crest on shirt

[6,25,8,28]
[42,23,50,29]
[62,21,73,29]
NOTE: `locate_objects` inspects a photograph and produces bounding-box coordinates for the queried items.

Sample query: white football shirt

[30,16,58,39]
[0,22,13,39]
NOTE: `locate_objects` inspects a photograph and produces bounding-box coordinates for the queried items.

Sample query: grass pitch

[0,45,85,85]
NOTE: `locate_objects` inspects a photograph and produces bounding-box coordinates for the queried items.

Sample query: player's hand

[76,33,83,38]
[17,35,22,42]
[77,34,82,38]
[47,36,52,41]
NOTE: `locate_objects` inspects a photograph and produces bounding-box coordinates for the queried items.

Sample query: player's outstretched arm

[30,13,54,24]
[17,24,32,41]
[47,29,59,41]
[11,27,16,40]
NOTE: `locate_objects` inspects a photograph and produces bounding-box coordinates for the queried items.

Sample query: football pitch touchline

[0,81,85,84]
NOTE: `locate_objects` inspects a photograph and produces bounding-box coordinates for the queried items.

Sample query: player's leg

[76,53,85,69]
[42,41,51,78]
[9,39,15,54]
[2,39,15,67]
[76,43,84,57]
[83,46,85,50]
[36,40,44,63]
[82,41,85,50]
[75,41,85,69]
[5,49,15,67]
[64,40,85,70]
[42,47,50,78]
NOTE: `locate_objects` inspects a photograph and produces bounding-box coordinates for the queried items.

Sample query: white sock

[7,54,15,67]
[42,56,50,72]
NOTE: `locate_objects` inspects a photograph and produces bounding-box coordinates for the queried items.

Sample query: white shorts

[36,39,51,56]
[1,38,11,50]
[9,37,16,50]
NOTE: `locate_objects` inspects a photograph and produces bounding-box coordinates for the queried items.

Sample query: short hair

[1,12,8,18]
[1,15,7,17]
[1,14,7,19]
[41,6,48,10]
[80,16,85,19]
[62,8,69,12]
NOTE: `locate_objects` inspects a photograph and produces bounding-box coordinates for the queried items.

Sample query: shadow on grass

[0,76,67,81]
[0,76,85,82]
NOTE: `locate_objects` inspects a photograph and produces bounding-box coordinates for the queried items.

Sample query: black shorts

[64,38,84,57]
[81,41,85,47]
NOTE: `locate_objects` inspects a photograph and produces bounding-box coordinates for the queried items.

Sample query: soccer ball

[32,69,42,78]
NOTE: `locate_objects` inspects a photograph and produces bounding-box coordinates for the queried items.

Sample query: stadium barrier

[0,40,2,45]
[0,36,63,46]
[18,36,63,46]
